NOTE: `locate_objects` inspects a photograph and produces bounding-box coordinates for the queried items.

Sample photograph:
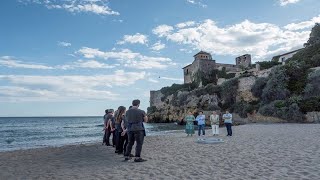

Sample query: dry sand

[1,124,320,180]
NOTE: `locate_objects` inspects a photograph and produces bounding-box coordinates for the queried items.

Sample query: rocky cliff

[148,76,263,123]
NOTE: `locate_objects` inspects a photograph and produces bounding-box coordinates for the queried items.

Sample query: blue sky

[0,0,320,116]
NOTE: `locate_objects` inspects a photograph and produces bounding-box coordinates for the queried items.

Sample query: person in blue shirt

[196,111,206,140]
[223,110,233,136]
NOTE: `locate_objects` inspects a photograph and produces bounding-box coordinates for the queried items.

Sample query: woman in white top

[210,111,219,136]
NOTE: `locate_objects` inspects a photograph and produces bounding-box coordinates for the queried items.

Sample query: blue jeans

[198,124,205,136]
[225,123,232,136]
[125,130,145,157]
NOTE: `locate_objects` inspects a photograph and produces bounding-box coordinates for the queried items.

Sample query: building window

[186,69,189,74]
[281,57,285,62]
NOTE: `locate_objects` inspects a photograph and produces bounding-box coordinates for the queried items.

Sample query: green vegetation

[250,23,320,122]
[160,83,197,101]
[216,67,236,79]
[192,70,217,87]
[147,106,157,114]
[256,61,281,70]
[220,78,239,109]
[232,101,256,118]
[251,77,268,98]
[261,66,290,104]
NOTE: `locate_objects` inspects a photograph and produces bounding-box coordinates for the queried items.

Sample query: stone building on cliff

[182,51,251,84]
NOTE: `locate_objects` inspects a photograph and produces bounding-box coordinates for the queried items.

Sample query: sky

[0,0,320,116]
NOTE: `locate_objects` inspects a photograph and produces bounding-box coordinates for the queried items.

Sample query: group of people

[102,99,148,162]
[184,110,233,140]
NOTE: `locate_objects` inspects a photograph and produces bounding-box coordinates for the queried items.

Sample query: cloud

[284,15,320,30]
[0,56,54,69]
[147,78,159,83]
[22,0,119,15]
[152,25,174,37]
[160,77,184,82]
[0,70,145,102]
[153,17,318,61]
[150,41,166,51]
[176,21,196,29]
[0,56,115,70]
[279,0,301,6]
[186,0,207,8]
[179,48,193,53]
[117,33,148,45]
[58,60,116,69]
[58,41,71,47]
[77,47,175,69]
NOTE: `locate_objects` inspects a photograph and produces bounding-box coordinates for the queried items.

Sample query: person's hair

[129,106,133,109]
[108,109,114,113]
[116,106,126,123]
[199,111,203,113]
[105,109,108,114]
[132,99,140,106]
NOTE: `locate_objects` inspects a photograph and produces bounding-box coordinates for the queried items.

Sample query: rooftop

[193,50,211,57]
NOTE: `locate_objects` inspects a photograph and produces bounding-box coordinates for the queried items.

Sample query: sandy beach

[1,124,320,180]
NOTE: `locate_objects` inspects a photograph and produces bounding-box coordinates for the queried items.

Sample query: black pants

[103,129,108,145]
[123,133,128,155]
[225,123,232,136]
[106,129,116,146]
[116,131,127,153]
[125,130,145,158]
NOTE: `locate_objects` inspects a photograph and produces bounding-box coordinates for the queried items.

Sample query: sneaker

[124,156,131,161]
[134,158,147,163]
[129,154,134,157]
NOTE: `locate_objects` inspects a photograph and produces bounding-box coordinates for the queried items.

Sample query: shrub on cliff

[304,23,320,47]
[193,70,217,87]
[299,96,320,113]
[251,77,268,98]
[147,106,157,114]
[216,67,236,79]
[232,101,255,118]
[259,101,287,120]
[257,61,281,70]
[303,70,320,98]
[204,83,221,95]
[287,103,305,122]
[261,66,290,104]
[259,100,304,122]
[220,78,238,109]
[160,83,197,101]
[284,60,310,95]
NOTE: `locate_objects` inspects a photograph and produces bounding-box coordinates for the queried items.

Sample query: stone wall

[237,76,258,102]
[216,63,239,72]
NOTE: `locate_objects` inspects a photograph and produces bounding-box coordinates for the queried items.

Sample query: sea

[0,117,184,152]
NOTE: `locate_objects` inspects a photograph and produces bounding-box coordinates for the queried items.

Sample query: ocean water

[0,117,184,152]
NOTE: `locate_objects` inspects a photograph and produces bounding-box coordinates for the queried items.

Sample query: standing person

[102,109,109,145]
[196,111,206,140]
[210,111,220,136]
[223,110,233,136]
[105,109,115,146]
[124,100,148,162]
[184,111,195,136]
[121,106,132,156]
[115,106,126,154]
